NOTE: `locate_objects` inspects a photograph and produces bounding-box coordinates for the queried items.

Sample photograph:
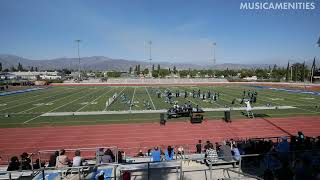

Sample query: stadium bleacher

[0,132,319,180]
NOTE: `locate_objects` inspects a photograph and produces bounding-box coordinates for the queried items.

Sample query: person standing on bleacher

[196,140,202,154]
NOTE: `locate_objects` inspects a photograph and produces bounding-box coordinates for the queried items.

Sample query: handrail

[38,146,118,153]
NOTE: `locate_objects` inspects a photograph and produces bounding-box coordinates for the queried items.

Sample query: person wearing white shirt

[72,150,83,167]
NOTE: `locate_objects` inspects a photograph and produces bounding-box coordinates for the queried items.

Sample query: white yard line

[76,88,115,112]
[1,88,53,104]
[23,89,96,124]
[18,89,86,114]
[0,88,72,112]
[104,87,126,111]
[145,86,156,110]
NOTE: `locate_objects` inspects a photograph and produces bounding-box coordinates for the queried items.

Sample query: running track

[0,116,319,163]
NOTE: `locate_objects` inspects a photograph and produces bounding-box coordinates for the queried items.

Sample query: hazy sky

[0,0,319,64]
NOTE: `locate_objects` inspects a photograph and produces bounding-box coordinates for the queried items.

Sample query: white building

[10,71,61,80]
[0,72,16,80]
[243,76,258,81]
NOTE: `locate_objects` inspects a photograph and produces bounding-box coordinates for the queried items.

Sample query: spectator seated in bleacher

[48,151,59,167]
[117,151,124,163]
[265,144,281,171]
[33,159,45,170]
[20,152,32,170]
[101,149,114,163]
[151,147,161,162]
[72,150,84,166]
[136,150,144,157]
[146,149,152,156]
[55,149,70,168]
[177,146,184,159]
[204,140,211,151]
[215,142,221,152]
[96,148,104,164]
[204,143,218,166]
[231,144,241,161]
[7,156,20,171]
[219,141,233,162]
[165,146,174,161]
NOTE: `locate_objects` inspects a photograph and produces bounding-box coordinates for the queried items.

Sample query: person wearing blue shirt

[232,144,241,161]
[151,147,161,162]
[165,146,174,161]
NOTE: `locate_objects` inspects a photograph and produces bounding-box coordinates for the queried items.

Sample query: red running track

[0,116,319,162]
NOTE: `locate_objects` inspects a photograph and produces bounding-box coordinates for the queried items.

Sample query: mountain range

[0,54,306,71]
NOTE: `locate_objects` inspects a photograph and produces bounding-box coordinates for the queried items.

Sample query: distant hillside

[0,54,281,71]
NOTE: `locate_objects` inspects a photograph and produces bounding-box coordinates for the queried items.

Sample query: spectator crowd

[5,131,320,180]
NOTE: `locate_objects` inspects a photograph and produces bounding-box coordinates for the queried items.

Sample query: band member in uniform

[231,99,236,105]
[213,94,217,101]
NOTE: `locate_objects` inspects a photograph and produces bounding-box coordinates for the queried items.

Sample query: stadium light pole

[75,39,82,80]
[148,40,152,77]
[290,65,293,82]
[212,42,217,65]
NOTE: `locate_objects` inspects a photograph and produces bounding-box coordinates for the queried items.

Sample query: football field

[1,85,320,128]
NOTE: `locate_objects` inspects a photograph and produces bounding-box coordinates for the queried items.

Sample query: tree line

[124,62,312,82]
[0,61,315,82]
[0,62,39,72]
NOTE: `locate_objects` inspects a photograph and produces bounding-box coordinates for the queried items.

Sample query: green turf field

[0,85,320,128]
